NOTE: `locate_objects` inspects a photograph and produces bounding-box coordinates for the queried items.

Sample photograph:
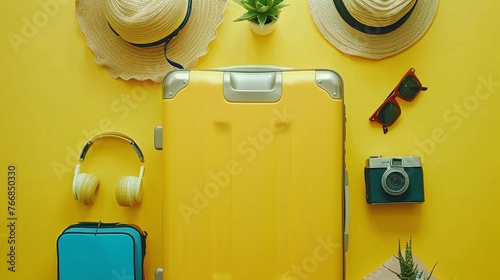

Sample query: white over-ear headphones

[72,131,145,207]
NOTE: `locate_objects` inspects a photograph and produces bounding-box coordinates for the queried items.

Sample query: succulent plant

[233,0,289,27]
[384,237,437,280]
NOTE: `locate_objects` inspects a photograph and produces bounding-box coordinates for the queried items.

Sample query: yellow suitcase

[155,67,348,280]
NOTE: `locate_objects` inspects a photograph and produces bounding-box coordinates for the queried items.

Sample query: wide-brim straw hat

[76,0,227,82]
[308,0,439,59]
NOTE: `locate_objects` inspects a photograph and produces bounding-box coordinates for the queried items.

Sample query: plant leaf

[243,3,257,11]
[383,265,401,277]
[257,13,267,27]
[244,0,258,11]
[274,0,285,6]
[233,0,246,8]
[258,5,270,12]
[255,0,270,13]
[234,10,258,22]
[234,0,257,11]
[266,6,281,16]
[425,263,438,280]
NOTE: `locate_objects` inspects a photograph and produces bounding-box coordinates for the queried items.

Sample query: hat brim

[76,0,227,82]
[308,0,439,60]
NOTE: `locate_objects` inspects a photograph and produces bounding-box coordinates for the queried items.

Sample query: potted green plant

[385,237,437,280]
[233,0,289,35]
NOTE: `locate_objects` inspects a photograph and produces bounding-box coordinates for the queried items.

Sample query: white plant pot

[248,20,278,36]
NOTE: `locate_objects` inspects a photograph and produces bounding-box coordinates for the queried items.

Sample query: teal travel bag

[57,222,147,280]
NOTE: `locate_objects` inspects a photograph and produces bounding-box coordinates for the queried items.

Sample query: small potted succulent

[233,0,289,35]
[363,237,438,280]
[385,238,437,280]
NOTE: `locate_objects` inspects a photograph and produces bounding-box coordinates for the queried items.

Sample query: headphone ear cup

[116,176,142,207]
[74,173,100,206]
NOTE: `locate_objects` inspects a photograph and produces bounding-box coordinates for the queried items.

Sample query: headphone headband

[78,131,145,163]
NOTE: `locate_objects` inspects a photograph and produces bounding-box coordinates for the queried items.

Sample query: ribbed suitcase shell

[57,222,147,280]
[161,67,347,280]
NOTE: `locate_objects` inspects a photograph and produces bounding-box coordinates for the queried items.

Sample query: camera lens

[387,172,404,189]
[382,169,409,195]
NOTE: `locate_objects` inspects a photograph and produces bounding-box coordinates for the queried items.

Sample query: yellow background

[0,0,499,279]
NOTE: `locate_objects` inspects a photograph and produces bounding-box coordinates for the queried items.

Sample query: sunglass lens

[377,101,400,126]
[398,76,421,100]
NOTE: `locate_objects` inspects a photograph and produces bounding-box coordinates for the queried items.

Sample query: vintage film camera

[364,156,424,204]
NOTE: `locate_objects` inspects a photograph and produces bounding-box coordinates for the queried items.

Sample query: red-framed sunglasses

[369,68,428,134]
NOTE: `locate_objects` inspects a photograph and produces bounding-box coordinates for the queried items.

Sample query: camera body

[364,156,424,204]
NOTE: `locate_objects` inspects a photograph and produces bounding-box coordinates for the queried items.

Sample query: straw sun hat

[308,0,439,59]
[76,0,227,82]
